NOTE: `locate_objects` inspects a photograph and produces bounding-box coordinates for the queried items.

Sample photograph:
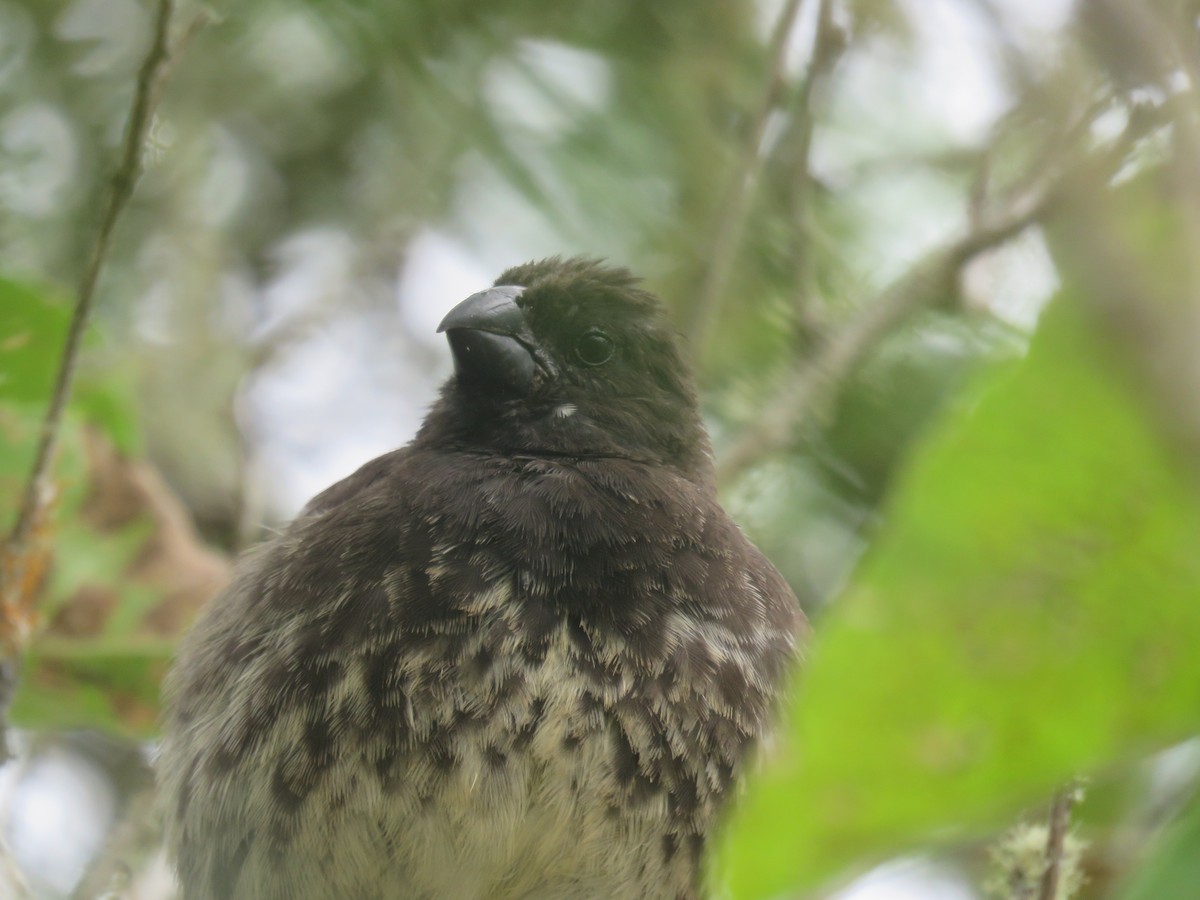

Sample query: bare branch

[0,0,180,756]
[1038,785,1077,900]
[683,0,807,355]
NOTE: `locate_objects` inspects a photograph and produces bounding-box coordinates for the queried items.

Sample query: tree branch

[716,92,1158,484]
[717,194,1048,482]
[0,0,178,757]
[788,0,844,328]
[1038,785,1077,900]
[684,0,807,356]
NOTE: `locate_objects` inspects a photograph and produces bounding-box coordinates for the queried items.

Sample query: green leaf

[1119,797,1200,900]
[0,278,70,404]
[717,295,1200,897]
[42,517,153,622]
[74,375,144,456]
[0,407,91,526]
[10,641,171,737]
[1,406,163,736]
[0,276,141,453]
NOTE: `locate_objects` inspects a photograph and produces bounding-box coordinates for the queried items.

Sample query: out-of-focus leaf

[41,518,151,621]
[9,641,172,736]
[74,375,143,456]
[1119,798,1200,900]
[0,410,151,735]
[0,276,140,453]
[0,278,69,404]
[819,312,1024,503]
[7,672,123,735]
[1,409,100,545]
[717,295,1200,898]
[3,417,227,736]
[0,408,89,652]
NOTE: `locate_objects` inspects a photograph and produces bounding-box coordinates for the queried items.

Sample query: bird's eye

[575,329,614,366]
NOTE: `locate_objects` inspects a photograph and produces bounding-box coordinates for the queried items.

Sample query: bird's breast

[176,589,742,899]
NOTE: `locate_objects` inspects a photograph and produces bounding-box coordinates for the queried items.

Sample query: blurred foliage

[1119,797,1200,900]
[0,278,71,404]
[4,0,1200,897]
[1,279,199,737]
[0,277,140,451]
[718,292,1200,896]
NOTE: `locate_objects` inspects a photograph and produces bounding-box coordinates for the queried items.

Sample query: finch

[160,257,802,899]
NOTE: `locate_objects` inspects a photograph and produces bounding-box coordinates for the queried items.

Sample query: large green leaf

[1118,797,1200,900]
[718,295,1200,897]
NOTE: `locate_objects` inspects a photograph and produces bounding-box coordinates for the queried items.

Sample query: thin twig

[0,0,178,751]
[3,0,174,591]
[1037,785,1077,900]
[684,0,807,355]
[149,8,215,114]
[788,0,843,327]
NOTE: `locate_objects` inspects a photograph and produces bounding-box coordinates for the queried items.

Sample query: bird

[159,256,803,900]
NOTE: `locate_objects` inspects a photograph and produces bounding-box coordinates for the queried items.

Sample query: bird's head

[416,257,713,484]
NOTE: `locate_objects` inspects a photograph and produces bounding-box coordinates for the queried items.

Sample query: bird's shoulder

[289,445,797,616]
[295,448,803,706]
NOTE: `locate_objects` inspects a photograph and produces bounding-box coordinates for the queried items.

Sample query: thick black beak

[437,285,535,395]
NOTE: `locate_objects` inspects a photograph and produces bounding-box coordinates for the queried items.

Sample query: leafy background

[2,0,1200,897]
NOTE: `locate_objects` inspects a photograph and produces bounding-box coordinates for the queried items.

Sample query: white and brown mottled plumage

[160,258,803,900]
